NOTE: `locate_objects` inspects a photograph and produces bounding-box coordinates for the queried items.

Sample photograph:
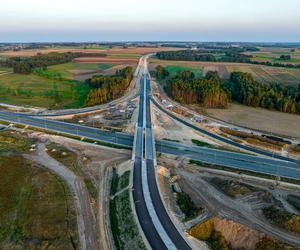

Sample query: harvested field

[73,57,138,64]
[205,103,300,139]
[0,46,181,57]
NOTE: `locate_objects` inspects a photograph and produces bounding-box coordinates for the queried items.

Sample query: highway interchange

[0,55,300,249]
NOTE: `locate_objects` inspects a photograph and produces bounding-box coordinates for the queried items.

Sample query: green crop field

[246,47,300,64]
[0,72,90,109]
[46,62,115,80]
[107,53,142,58]
[164,65,203,77]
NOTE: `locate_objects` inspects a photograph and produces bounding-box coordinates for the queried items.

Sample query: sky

[0,0,299,42]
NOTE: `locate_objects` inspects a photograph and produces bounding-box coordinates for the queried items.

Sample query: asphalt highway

[144,75,191,249]
[0,110,133,147]
[151,97,299,164]
[132,74,170,249]
[1,54,300,249]
[1,109,300,180]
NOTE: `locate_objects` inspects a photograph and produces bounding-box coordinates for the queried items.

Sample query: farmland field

[149,58,300,86]
[204,103,300,139]
[0,46,181,57]
[46,62,116,80]
[0,73,90,108]
[244,47,300,65]
[0,49,144,108]
[164,65,203,77]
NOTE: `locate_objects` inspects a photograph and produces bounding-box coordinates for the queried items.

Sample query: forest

[0,52,106,74]
[155,66,300,114]
[164,70,229,108]
[85,66,133,106]
[223,72,300,114]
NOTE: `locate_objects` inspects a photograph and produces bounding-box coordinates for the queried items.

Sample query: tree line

[223,72,300,114]
[0,52,107,74]
[156,48,253,63]
[154,65,300,114]
[85,66,133,106]
[164,69,229,108]
[156,49,300,69]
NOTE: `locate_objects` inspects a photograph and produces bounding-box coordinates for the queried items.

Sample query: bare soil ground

[205,103,300,139]
[214,217,264,249]
[157,154,300,248]
[152,103,219,145]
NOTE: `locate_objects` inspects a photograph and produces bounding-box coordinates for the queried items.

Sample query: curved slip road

[151,96,300,164]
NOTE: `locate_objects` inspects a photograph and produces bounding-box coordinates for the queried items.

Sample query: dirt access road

[175,165,300,247]
[25,143,99,250]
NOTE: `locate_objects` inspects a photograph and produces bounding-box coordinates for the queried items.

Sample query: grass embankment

[175,190,203,220]
[189,159,300,186]
[191,139,252,155]
[111,170,130,196]
[0,130,33,153]
[287,195,300,213]
[209,177,260,198]
[219,127,289,151]
[0,130,79,249]
[46,142,97,200]
[0,120,131,150]
[263,205,300,236]
[110,171,146,250]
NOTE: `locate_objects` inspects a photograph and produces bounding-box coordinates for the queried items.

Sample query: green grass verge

[175,191,203,220]
[0,120,131,151]
[110,190,146,250]
[0,130,34,153]
[263,205,300,235]
[111,170,130,195]
[191,139,253,155]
